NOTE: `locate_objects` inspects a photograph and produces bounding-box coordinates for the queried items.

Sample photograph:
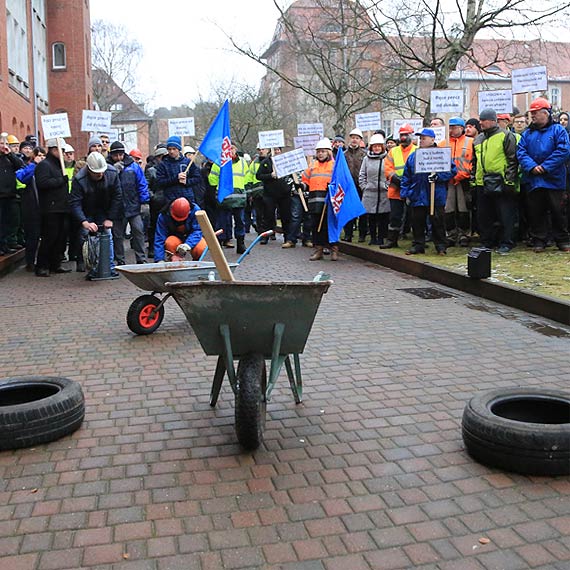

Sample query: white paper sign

[431,126,446,145]
[478,90,513,114]
[430,90,464,114]
[415,147,452,174]
[297,123,324,137]
[258,129,285,149]
[81,110,112,133]
[168,117,195,137]
[511,66,548,94]
[392,119,423,137]
[273,148,308,178]
[355,112,382,131]
[101,128,120,142]
[293,134,321,156]
[41,113,71,139]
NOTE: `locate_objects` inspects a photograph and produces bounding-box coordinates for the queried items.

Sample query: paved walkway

[0,239,569,570]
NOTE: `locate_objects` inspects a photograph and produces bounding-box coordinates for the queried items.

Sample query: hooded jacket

[107,154,150,217]
[517,117,570,191]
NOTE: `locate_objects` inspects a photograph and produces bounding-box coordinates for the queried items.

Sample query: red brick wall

[47,0,92,154]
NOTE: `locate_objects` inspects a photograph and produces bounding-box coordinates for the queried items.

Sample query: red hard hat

[129,148,143,159]
[170,198,191,221]
[399,124,414,135]
[497,113,511,120]
[529,97,551,112]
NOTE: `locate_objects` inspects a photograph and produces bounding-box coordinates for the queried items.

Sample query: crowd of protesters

[1,96,569,278]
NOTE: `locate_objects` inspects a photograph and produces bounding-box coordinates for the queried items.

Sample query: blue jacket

[16,162,36,185]
[517,119,570,191]
[108,155,150,218]
[154,203,202,262]
[400,149,456,208]
[155,154,202,204]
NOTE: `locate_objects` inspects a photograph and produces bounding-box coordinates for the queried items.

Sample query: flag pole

[317,201,327,233]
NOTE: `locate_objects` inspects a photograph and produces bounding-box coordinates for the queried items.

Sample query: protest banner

[258,129,285,149]
[430,90,464,114]
[392,118,423,137]
[478,89,513,114]
[415,146,452,215]
[41,112,71,139]
[511,66,547,94]
[293,134,320,156]
[355,112,382,131]
[100,128,120,142]
[168,117,196,137]
[81,110,112,133]
[297,123,324,137]
[273,147,307,179]
[431,126,446,145]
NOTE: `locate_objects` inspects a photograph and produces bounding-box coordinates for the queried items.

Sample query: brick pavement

[0,238,569,570]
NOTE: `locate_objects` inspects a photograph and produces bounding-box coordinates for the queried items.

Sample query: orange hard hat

[399,124,414,135]
[164,236,183,254]
[129,148,143,160]
[170,198,191,221]
[529,97,551,112]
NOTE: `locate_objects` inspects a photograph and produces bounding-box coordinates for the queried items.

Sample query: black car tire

[462,387,570,476]
[0,376,85,450]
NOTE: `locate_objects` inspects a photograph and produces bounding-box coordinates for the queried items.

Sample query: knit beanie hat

[166,136,182,151]
[465,118,481,132]
[479,108,497,122]
[88,136,103,149]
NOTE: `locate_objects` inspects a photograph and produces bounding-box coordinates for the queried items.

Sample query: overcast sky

[90,0,282,110]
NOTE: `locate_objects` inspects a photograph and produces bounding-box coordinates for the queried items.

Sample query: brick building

[261,0,570,138]
[0,0,92,151]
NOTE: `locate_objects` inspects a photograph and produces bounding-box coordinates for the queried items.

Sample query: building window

[110,103,123,111]
[6,0,29,96]
[550,87,561,108]
[52,42,66,70]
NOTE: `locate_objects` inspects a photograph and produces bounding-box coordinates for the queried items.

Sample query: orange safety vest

[450,134,473,183]
[302,158,334,213]
[385,144,416,199]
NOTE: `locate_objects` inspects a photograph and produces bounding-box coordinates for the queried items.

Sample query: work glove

[427,173,438,183]
[140,203,150,216]
[176,243,192,256]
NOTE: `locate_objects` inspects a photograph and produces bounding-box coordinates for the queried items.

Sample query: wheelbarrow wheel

[126,295,165,335]
[235,354,267,450]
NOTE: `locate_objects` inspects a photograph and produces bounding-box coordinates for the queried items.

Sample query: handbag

[482,172,504,194]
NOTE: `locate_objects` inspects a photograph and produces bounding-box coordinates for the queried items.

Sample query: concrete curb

[0,249,24,277]
[339,242,570,326]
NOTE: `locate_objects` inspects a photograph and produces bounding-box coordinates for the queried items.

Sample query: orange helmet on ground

[191,238,207,260]
[399,124,414,135]
[129,148,143,160]
[529,97,551,112]
[170,198,191,221]
[164,236,183,254]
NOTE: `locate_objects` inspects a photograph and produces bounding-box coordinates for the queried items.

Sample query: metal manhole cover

[397,287,455,299]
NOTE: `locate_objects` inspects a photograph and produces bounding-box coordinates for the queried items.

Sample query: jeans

[216,207,245,241]
[289,194,313,244]
[112,214,146,264]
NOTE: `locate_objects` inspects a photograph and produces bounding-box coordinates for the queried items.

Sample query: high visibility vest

[386,144,416,199]
[450,135,473,181]
[209,157,249,191]
[301,158,334,213]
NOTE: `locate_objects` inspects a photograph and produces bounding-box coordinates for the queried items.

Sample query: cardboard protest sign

[511,66,547,94]
[297,123,324,137]
[293,134,321,156]
[355,112,382,131]
[102,128,120,142]
[258,129,285,148]
[414,147,452,173]
[168,117,195,137]
[430,90,464,114]
[431,126,446,145]
[41,113,71,139]
[81,110,112,133]
[273,148,308,178]
[478,89,513,114]
[393,118,423,137]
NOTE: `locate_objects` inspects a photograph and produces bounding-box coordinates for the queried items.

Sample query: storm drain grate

[397,287,455,299]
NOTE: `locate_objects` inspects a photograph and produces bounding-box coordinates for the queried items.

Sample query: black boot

[236,237,246,254]
[379,229,399,249]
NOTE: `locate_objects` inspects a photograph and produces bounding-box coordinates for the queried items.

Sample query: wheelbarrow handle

[236,230,274,265]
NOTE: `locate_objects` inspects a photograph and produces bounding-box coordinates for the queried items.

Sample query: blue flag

[327,150,366,243]
[198,100,233,203]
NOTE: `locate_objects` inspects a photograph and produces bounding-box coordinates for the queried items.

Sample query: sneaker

[496,246,511,255]
[302,240,313,248]
[281,241,295,249]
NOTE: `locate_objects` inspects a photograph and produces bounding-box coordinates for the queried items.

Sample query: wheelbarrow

[116,231,272,335]
[164,274,332,450]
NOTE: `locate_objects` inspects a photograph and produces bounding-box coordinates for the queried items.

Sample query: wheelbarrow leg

[285,353,303,404]
[219,324,237,395]
[210,356,226,407]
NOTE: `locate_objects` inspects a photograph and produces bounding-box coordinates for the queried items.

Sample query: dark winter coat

[34,153,70,213]
[70,165,122,225]
[0,152,25,198]
[156,154,202,204]
[108,155,150,217]
[344,146,367,191]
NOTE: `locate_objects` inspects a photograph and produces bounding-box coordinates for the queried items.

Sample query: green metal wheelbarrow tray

[164,275,332,450]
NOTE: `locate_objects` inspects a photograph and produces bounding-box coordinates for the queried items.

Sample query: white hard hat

[315,137,332,151]
[64,144,75,153]
[349,128,364,139]
[369,134,385,145]
[183,145,196,154]
[86,151,108,173]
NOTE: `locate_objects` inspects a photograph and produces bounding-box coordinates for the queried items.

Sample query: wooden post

[56,138,66,176]
[291,172,308,212]
[430,180,435,216]
[196,211,235,282]
[317,202,327,233]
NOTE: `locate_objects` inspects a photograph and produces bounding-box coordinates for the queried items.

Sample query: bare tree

[228,0,387,135]
[91,19,145,112]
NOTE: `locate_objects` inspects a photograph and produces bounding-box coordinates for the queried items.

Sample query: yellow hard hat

[7,135,19,145]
